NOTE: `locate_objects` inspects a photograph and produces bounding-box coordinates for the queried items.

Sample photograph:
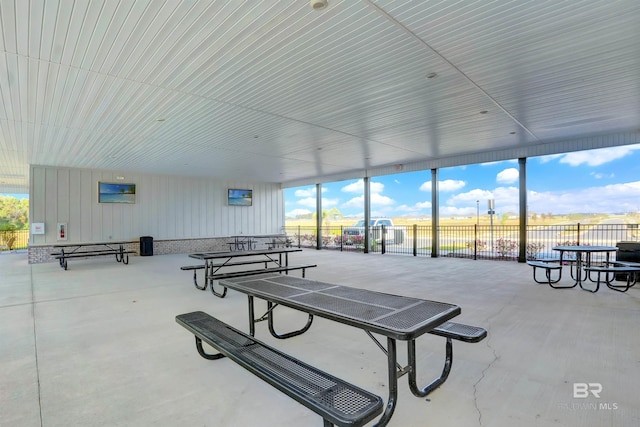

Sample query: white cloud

[419,179,466,192]
[537,154,564,163]
[342,196,363,209]
[559,144,640,167]
[299,197,339,208]
[321,198,340,208]
[341,179,384,194]
[395,200,432,215]
[496,168,519,184]
[419,181,431,191]
[297,197,318,208]
[447,188,495,204]
[440,179,466,192]
[443,187,523,214]
[439,206,476,216]
[342,193,395,208]
[434,179,640,216]
[528,181,640,214]
[591,172,615,179]
[294,187,326,197]
[371,193,394,205]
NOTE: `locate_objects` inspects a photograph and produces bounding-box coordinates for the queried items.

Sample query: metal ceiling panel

[1,0,640,192]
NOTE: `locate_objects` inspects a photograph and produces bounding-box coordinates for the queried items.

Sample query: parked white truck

[343,218,405,245]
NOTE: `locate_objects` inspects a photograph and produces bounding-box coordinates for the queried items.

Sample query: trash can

[615,241,640,281]
[140,236,153,256]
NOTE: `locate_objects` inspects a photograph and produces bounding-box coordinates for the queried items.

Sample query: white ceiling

[1,0,640,193]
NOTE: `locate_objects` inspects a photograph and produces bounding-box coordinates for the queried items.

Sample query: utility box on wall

[140,236,153,256]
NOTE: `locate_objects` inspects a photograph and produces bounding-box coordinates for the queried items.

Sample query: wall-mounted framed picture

[228,188,252,206]
[98,182,136,204]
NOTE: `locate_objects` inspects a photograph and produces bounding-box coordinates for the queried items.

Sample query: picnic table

[226,234,293,251]
[183,248,310,297]
[50,241,135,270]
[211,273,485,426]
[227,235,256,251]
[553,245,619,292]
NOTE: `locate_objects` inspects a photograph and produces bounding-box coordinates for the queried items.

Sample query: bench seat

[584,264,640,292]
[429,321,487,343]
[209,264,317,281]
[176,311,383,427]
[180,259,274,272]
[526,260,572,288]
[526,260,562,269]
[180,264,205,271]
[418,321,487,396]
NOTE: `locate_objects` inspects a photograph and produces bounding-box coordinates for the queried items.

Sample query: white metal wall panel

[28,165,283,244]
[29,166,46,244]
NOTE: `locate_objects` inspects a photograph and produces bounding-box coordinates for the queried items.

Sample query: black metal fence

[283,223,640,261]
[0,229,29,251]
[4,225,637,259]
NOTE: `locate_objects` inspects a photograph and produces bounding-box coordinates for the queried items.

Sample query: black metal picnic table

[552,245,618,292]
[186,248,304,295]
[51,241,135,270]
[218,273,461,427]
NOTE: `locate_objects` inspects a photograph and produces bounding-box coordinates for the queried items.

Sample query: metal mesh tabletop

[220,274,460,340]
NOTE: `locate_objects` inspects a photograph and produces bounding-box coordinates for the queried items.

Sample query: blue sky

[285,143,640,218]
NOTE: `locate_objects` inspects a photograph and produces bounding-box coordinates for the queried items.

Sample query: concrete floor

[1,249,639,427]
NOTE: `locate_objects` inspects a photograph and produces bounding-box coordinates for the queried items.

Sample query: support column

[431,169,439,258]
[364,176,370,254]
[316,183,322,250]
[518,158,527,262]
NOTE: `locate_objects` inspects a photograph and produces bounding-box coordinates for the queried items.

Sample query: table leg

[190,262,208,291]
[549,250,577,289]
[248,296,256,337]
[266,301,314,339]
[372,337,398,427]
[578,252,598,293]
[606,272,638,292]
[567,251,584,281]
[209,279,227,298]
[407,338,453,397]
[59,249,66,269]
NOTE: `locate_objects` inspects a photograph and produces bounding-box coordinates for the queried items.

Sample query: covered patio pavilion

[1,2,640,426]
[2,249,638,427]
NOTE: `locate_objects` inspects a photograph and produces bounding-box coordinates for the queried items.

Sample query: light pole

[488,199,495,252]
[476,200,479,225]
